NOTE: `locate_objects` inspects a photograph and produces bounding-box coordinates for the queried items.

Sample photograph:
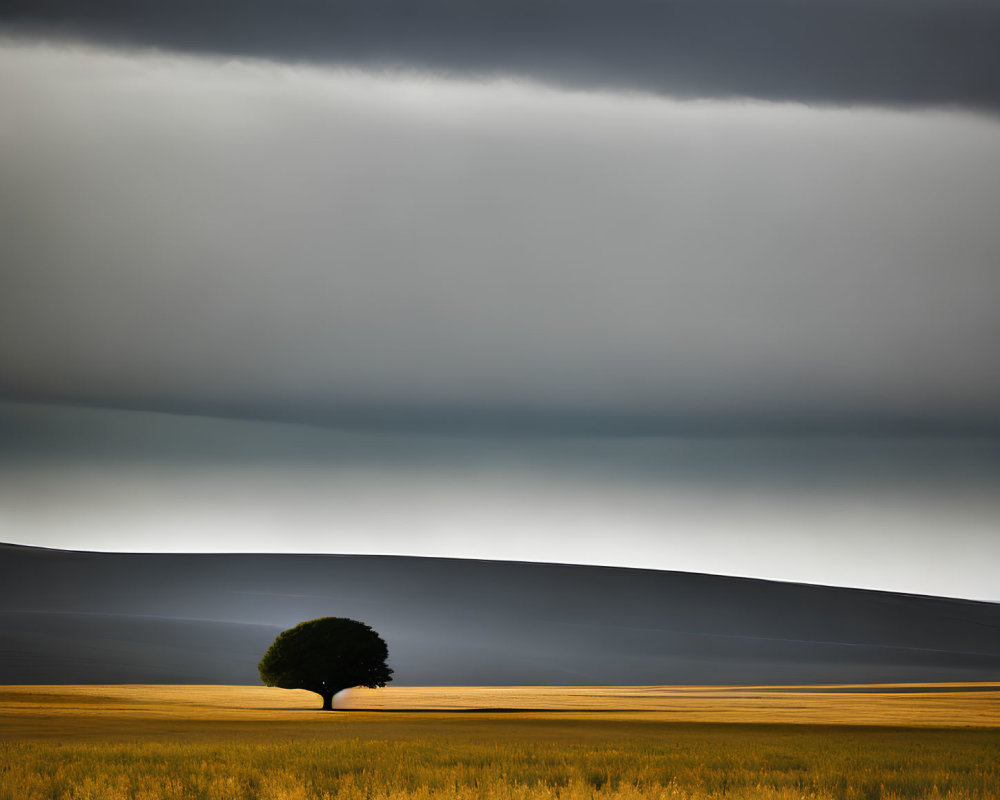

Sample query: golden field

[2,684,999,800]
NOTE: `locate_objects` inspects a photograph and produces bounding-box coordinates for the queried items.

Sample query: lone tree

[258,617,393,711]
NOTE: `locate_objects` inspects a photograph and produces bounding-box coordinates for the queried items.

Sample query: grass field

[2,685,999,800]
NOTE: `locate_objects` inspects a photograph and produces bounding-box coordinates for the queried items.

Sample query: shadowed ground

[3,544,1000,686]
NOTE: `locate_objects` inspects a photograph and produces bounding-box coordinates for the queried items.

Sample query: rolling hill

[2,543,998,685]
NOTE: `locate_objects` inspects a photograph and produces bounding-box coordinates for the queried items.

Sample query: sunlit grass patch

[2,686,998,799]
[3,724,1000,799]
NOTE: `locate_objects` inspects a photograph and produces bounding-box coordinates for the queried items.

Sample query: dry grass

[340,684,1000,728]
[2,683,998,729]
[1,685,998,799]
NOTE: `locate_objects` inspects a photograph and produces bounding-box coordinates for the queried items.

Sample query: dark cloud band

[3,0,1000,110]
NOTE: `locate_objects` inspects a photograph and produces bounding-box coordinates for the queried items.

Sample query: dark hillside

[2,543,998,684]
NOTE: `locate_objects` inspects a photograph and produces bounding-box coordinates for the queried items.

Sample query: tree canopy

[258,617,393,710]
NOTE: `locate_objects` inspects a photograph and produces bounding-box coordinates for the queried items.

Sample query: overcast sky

[1,0,998,601]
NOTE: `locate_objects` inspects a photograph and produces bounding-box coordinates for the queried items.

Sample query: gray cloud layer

[2,0,1000,110]
[2,44,1000,434]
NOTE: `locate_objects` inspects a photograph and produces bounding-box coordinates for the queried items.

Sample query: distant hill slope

[2,543,999,685]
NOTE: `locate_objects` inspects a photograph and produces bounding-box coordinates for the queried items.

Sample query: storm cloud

[2,42,1000,434]
[2,0,1000,110]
